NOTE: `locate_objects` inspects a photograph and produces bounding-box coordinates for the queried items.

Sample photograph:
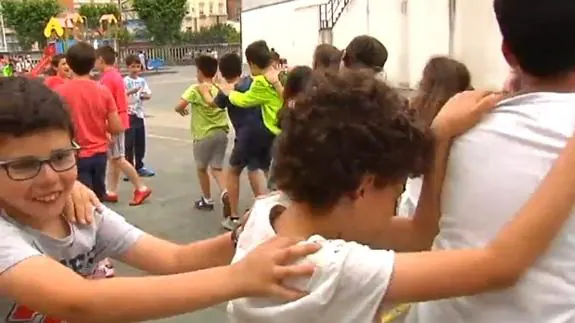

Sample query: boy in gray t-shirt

[0,77,319,322]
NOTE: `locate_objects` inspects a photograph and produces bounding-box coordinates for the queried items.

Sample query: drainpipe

[366,0,370,34]
[448,0,455,56]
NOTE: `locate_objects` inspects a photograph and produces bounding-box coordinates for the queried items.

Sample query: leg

[76,157,94,191]
[193,137,214,211]
[247,169,267,197]
[134,118,150,173]
[92,153,108,200]
[226,133,250,219]
[208,131,229,190]
[124,122,136,167]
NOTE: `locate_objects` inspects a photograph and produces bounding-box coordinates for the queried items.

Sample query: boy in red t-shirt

[95,46,151,206]
[56,43,123,199]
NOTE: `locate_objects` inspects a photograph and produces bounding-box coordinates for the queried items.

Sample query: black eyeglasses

[0,143,80,181]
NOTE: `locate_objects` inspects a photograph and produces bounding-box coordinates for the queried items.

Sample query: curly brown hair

[274,70,433,210]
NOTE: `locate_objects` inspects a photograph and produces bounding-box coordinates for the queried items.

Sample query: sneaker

[194,197,214,211]
[221,191,231,219]
[138,167,156,177]
[130,187,152,206]
[221,217,240,231]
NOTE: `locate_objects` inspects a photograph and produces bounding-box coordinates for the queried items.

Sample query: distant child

[282,65,313,108]
[44,54,70,89]
[55,42,123,199]
[123,54,155,177]
[398,56,471,217]
[312,44,342,71]
[228,69,575,323]
[0,76,320,322]
[95,45,152,206]
[341,35,388,74]
[174,55,229,211]
[200,53,274,230]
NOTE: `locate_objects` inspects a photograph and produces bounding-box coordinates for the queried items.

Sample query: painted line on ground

[147,133,193,143]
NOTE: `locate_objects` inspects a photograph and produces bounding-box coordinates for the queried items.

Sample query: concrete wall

[242,0,323,67]
[241,0,509,89]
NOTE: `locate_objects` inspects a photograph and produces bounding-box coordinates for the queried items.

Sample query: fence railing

[118,43,241,66]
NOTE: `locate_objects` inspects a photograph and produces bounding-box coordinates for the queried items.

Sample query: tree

[78,3,121,31]
[1,0,62,50]
[132,0,187,44]
[178,24,240,45]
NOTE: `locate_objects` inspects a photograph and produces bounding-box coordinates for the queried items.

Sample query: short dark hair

[96,45,116,65]
[125,54,140,66]
[343,35,388,72]
[50,54,66,68]
[274,70,433,210]
[313,44,342,70]
[245,40,272,69]
[66,42,96,76]
[0,77,74,139]
[195,55,218,78]
[283,65,313,103]
[218,53,242,79]
[494,0,575,77]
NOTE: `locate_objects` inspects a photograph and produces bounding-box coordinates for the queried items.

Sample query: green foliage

[78,3,121,30]
[0,0,62,50]
[132,0,187,44]
[178,24,240,45]
[110,25,133,46]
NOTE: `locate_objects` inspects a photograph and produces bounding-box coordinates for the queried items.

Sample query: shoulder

[0,213,42,275]
[298,236,395,295]
[181,84,199,100]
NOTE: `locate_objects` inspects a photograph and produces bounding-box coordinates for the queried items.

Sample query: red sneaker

[103,192,119,203]
[130,187,151,206]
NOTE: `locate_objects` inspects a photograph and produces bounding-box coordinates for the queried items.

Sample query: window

[199,2,205,15]
[209,2,214,14]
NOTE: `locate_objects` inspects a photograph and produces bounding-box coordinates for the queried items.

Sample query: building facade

[182,0,228,32]
[226,0,241,21]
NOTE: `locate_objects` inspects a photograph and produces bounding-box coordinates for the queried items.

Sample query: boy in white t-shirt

[0,77,321,323]
[228,70,575,323]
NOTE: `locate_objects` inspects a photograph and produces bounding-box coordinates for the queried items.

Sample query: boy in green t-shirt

[174,55,229,210]
[217,40,284,136]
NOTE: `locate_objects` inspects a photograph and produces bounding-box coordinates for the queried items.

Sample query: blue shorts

[229,126,274,172]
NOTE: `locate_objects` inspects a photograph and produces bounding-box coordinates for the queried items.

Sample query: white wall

[241,0,508,89]
[453,0,508,89]
[241,0,322,67]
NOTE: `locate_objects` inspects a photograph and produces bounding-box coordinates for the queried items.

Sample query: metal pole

[0,2,7,52]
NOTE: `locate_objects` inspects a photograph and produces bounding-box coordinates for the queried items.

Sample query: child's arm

[228,77,272,108]
[376,92,500,252]
[174,85,195,116]
[0,236,319,322]
[379,92,575,304]
[264,68,284,99]
[104,89,123,134]
[197,83,217,107]
[141,79,152,100]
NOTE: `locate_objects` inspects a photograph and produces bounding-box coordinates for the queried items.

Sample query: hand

[128,87,141,95]
[175,107,189,116]
[232,236,320,300]
[431,90,503,141]
[198,82,211,95]
[215,82,235,96]
[264,68,280,85]
[64,181,101,225]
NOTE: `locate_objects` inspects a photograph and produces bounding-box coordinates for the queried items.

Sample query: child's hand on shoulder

[63,181,102,225]
[431,90,503,141]
[232,236,320,300]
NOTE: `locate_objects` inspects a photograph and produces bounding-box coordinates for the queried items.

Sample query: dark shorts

[77,153,107,199]
[229,126,275,172]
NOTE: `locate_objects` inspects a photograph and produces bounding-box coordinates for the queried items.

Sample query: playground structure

[29,13,119,76]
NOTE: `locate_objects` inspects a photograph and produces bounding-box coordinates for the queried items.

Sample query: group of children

[1,0,575,322]
[42,44,154,208]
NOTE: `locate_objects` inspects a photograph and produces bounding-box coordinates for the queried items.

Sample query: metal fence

[1,43,242,68]
[118,43,241,66]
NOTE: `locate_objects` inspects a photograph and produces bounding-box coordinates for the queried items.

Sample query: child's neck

[128,74,139,79]
[199,78,213,84]
[273,203,344,241]
[225,76,241,83]
[73,74,92,80]
[2,205,70,239]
